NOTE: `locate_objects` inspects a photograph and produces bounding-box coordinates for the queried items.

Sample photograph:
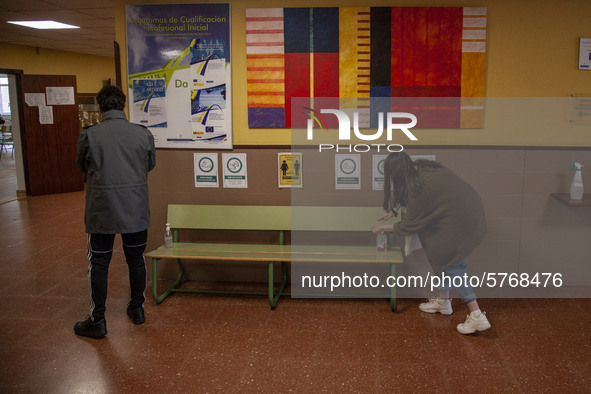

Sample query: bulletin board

[126,3,232,149]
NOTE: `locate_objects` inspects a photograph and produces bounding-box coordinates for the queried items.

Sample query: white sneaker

[419,298,453,315]
[457,310,491,334]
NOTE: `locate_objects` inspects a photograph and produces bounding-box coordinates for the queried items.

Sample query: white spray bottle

[570,162,584,200]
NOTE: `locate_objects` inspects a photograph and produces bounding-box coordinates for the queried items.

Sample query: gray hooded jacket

[75,110,156,234]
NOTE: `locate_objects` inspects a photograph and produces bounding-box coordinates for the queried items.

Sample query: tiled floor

[1,191,590,392]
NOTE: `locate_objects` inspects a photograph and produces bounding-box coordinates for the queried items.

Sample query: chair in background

[0,125,13,160]
[0,125,5,159]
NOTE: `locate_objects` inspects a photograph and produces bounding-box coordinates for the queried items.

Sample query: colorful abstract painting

[246,7,487,128]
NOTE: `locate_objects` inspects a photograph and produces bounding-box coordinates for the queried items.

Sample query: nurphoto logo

[304,108,418,152]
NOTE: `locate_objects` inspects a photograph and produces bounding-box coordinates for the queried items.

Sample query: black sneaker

[126,305,145,325]
[74,317,107,338]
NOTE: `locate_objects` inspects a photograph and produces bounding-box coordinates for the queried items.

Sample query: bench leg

[390,263,397,312]
[268,261,288,310]
[268,262,275,309]
[152,257,184,305]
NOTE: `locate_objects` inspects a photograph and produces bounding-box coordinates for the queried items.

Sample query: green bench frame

[145,205,403,310]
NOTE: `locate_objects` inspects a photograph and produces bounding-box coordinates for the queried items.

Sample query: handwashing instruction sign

[222,153,247,188]
[194,153,219,188]
[372,155,387,191]
[335,154,360,190]
[126,3,232,149]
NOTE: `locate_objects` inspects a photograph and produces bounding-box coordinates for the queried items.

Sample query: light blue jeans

[439,259,477,304]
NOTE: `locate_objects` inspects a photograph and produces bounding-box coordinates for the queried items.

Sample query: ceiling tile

[1,0,59,12]
[0,0,115,58]
[47,0,115,9]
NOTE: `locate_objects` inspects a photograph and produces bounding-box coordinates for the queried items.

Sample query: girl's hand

[377,211,395,221]
[370,226,383,234]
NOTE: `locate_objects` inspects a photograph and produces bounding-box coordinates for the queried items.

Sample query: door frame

[0,68,28,196]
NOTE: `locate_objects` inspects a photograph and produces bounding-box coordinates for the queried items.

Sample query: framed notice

[194,153,219,187]
[222,153,247,188]
[335,154,360,190]
[372,155,387,191]
[278,152,302,188]
[579,38,591,70]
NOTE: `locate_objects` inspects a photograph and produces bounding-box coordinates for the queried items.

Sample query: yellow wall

[116,0,591,147]
[0,43,115,94]
[3,0,576,147]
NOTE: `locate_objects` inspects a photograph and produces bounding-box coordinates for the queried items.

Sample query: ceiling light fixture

[8,20,80,29]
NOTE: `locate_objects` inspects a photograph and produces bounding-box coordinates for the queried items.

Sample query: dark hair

[382,151,441,211]
[96,85,126,112]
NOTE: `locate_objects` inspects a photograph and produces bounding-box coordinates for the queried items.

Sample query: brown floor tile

[1,191,591,392]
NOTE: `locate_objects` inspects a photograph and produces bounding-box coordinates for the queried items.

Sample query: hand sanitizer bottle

[165,223,173,249]
[570,162,584,200]
[377,232,387,252]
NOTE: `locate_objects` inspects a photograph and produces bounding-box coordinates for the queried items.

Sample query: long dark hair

[382,152,441,211]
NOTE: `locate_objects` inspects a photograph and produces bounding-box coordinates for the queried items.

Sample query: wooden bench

[145,205,403,310]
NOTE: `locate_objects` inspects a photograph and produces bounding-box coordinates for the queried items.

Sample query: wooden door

[20,75,83,195]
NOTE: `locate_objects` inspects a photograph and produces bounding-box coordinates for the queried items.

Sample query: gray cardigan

[393,165,487,274]
[75,110,156,234]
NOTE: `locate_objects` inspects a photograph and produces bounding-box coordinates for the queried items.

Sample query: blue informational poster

[126,3,232,149]
[132,79,167,128]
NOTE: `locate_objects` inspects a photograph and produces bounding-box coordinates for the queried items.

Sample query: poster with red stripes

[246,7,487,129]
